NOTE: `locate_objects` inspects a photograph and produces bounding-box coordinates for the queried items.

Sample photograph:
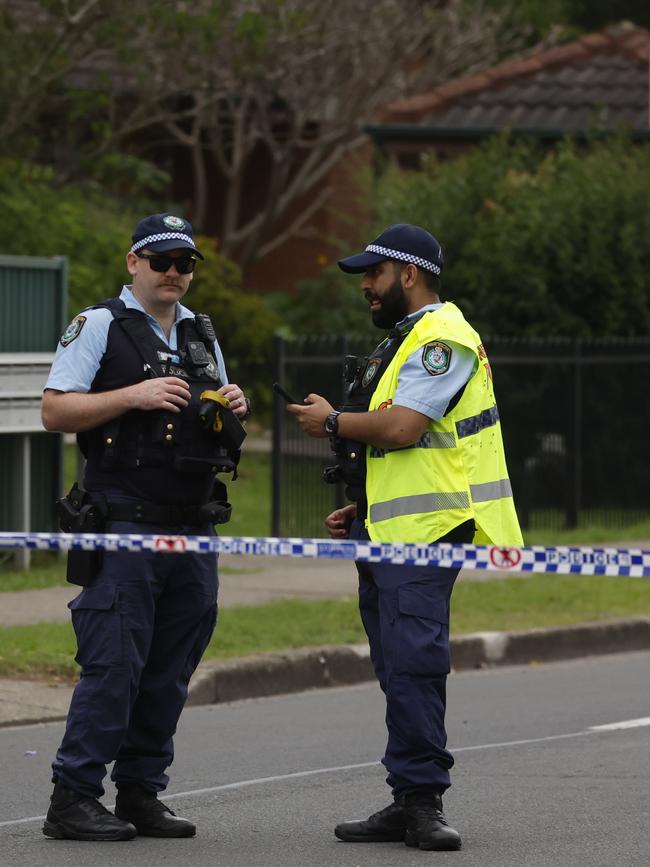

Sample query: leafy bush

[281,136,650,338]
[0,159,280,416]
[0,159,133,313]
[371,135,650,337]
[189,237,282,416]
[267,267,377,340]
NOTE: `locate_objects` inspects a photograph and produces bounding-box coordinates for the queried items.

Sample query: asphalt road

[2,651,650,867]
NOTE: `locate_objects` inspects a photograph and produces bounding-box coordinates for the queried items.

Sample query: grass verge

[0,450,271,592]
[2,573,650,680]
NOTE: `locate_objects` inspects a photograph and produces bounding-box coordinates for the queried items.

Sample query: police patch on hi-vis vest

[362,357,382,387]
[422,341,452,375]
[60,315,87,347]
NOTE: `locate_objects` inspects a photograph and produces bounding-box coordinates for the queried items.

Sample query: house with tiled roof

[251,22,650,289]
[367,21,650,166]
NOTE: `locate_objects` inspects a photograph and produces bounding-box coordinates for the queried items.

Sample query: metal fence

[271,334,650,537]
[0,255,67,566]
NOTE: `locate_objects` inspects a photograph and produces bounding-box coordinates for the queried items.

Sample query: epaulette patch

[60,315,87,347]
[422,341,452,376]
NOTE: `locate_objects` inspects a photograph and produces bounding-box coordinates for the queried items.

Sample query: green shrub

[267,267,376,339]
[280,136,650,338]
[0,159,279,416]
[371,135,650,337]
[190,237,282,416]
[0,159,133,313]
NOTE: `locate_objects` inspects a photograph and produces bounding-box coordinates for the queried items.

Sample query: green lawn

[524,517,650,546]
[0,449,271,592]
[2,444,649,679]
[65,444,271,538]
[2,490,648,594]
[2,573,650,680]
[227,451,271,537]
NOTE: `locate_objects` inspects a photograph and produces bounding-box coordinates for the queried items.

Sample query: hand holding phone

[272,382,299,404]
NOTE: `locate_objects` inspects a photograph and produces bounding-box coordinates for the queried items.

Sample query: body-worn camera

[186,341,211,368]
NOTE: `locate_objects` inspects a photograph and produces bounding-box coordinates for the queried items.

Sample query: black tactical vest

[80,298,235,505]
[325,331,405,516]
[325,312,439,517]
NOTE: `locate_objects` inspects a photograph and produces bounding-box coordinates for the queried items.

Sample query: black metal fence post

[272,334,650,539]
[271,334,285,536]
[568,339,583,529]
[334,334,349,511]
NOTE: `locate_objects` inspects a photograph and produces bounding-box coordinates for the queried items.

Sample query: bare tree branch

[255,185,333,261]
[1,0,544,274]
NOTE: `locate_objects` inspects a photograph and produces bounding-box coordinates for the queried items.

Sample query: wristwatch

[324,410,341,436]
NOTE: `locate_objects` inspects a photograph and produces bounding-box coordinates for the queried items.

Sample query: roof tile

[382,22,650,132]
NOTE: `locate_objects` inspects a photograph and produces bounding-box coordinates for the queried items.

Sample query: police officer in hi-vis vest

[41,214,249,841]
[288,224,523,852]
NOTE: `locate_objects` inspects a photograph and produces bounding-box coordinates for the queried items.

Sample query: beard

[370,276,408,329]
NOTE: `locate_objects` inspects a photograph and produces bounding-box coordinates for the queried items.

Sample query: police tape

[0,531,649,576]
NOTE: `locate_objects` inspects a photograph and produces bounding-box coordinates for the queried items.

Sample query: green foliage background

[0,158,278,412]
[285,136,650,339]
[189,238,281,414]
[372,136,650,337]
[486,0,650,38]
[1,159,133,312]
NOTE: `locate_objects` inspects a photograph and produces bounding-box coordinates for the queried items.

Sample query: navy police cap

[338,223,443,275]
[131,213,204,259]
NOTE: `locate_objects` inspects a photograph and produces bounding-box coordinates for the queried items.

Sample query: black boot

[114,785,196,838]
[334,802,407,842]
[43,783,137,841]
[402,791,462,851]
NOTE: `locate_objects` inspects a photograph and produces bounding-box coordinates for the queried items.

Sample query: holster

[55,483,106,587]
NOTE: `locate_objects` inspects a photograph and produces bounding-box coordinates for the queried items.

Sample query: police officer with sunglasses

[41,213,249,841]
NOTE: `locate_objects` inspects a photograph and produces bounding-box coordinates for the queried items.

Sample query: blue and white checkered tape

[1,532,649,577]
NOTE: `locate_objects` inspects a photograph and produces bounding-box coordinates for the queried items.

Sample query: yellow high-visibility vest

[366,302,523,546]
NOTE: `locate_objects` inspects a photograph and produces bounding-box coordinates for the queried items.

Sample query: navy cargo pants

[351,519,470,797]
[52,519,218,799]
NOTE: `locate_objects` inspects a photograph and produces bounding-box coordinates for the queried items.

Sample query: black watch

[324,410,341,436]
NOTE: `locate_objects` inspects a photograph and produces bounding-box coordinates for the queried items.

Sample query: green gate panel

[0,256,68,539]
[0,255,68,351]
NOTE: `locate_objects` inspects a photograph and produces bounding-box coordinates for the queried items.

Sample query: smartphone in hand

[272,382,299,404]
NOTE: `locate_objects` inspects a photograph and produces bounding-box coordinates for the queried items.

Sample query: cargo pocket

[183,603,218,680]
[395,585,450,677]
[69,583,123,668]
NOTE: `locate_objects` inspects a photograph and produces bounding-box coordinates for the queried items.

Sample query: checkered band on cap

[365,244,441,275]
[131,232,195,253]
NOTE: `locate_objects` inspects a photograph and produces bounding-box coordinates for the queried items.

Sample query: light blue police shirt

[393,303,478,421]
[45,286,228,392]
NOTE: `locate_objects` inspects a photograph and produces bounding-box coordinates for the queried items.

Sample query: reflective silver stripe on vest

[421,431,456,449]
[455,404,499,439]
[369,490,470,523]
[470,479,512,502]
[369,430,456,458]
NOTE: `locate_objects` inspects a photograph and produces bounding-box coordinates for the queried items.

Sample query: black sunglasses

[136,252,197,274]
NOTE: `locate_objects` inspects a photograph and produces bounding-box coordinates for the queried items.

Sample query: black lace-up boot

[114,785,196,838]
[43,783,137,841]
[402,791,462,851]
[334,801,407,842]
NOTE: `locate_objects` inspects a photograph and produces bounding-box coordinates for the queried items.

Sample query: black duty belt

[104,498,231,527]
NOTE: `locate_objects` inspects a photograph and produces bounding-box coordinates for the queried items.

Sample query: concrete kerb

[186,616,650,707]
[187,643,374,706]
[2,618,650,727]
